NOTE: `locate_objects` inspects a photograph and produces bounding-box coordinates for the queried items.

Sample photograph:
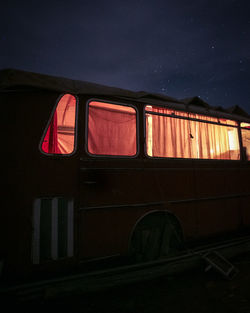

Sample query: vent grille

[32,197,74,264]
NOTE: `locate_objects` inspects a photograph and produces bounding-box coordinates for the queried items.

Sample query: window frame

[143,104,241,161]
[39,93,79,157]
[85,98,139,158]
[240,122,250,162]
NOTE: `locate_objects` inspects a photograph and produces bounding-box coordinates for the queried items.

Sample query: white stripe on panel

[67,199,74,257]
[32,199,41,264]
[51,198,58,260]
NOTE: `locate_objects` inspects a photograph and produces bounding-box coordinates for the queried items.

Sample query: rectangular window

[87,101,137,156]
[241,123,250,160]
[145,105,240,160]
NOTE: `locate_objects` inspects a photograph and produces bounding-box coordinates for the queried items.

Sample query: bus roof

[1,68,249,123]
[0,68,180,103]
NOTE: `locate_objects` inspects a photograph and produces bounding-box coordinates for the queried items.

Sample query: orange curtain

[241,123,250,160]
[146,106,240,160]
[88,101,137,156]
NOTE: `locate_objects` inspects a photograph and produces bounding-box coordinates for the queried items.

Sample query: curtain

[42,111,60,154]
[41,94,76,154]
[88,101,137,156]
[241,123,250,160]
[146,106,240,160]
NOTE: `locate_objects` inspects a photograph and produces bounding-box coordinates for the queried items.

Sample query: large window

[87,101,137,156]
[241,123,250,160]
[41,94,77,155]
[145,105,240,160]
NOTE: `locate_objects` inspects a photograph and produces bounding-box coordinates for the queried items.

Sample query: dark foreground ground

[4,252,250,313]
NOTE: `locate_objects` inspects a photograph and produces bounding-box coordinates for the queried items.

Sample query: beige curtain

[146,106,240,160]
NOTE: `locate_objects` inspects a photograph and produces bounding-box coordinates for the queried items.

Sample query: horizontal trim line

[169,193,250,204]
[79,254,120,263]
[80,193,250,210]
[80,201,165,211]
[80,166,246,172]
[81,167,145,171]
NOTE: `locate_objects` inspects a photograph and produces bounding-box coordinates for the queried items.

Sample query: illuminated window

[87,101,137,156]
[145,105,240,160]
[241,123,250,160]
[41,94,77,155]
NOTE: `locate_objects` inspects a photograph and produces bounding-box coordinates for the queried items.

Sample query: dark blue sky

[1,0,250,112]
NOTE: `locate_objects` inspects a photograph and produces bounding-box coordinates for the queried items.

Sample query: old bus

[1,68,250,282]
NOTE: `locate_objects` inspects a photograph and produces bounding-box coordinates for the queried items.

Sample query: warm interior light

[88,101,137,156]
[241,122,250,160]
[145,105,240,160]
[241,122,250,128]
[228,128,239,151]
[146,106,153,156]
[41,94,77,154]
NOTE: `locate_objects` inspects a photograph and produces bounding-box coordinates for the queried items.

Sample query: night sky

[1,0,250,113]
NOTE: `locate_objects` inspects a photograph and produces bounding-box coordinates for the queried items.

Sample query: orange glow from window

[241,123,250,160]
[41,94,77,155]
[88,101,137,156]
[145,105,240,160]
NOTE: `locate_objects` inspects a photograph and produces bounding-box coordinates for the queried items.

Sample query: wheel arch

[127,209,185,254]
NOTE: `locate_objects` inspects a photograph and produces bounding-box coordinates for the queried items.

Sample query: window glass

[88,101,137,156]
[41,94,77,155]
[241,123,250,160]
[145,105,240,160]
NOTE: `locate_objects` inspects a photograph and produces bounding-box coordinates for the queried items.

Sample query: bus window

[241,123,250,160]
[145,105,240,160]
[87,101,137,156]
[41,94,77,155]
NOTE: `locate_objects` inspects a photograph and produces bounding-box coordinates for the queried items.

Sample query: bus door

[78,99,142,261]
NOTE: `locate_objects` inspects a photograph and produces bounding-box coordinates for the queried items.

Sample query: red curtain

[41,94,76,154]
[42,111,61,154]
[88,101,137,156]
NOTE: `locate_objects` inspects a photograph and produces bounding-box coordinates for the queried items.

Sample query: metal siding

[58,198,68,258]
[40,199,52,261]
[32,199,41,264]
[67,199,74,257]
[51,198,58,260]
